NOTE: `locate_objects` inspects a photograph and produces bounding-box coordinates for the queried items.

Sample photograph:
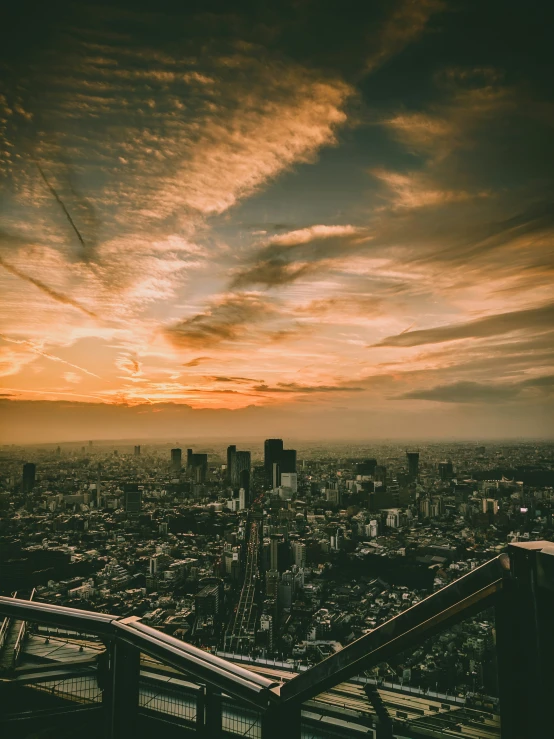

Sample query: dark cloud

[165,293,276,349]
[374,302,554,348]
[252,382,366,394]
[182,357,211,367]
[399,374,554,404]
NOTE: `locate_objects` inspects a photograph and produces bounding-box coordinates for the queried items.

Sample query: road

[225,520,260,652]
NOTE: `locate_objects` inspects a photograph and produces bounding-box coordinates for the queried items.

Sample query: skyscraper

[227,445,236,483]
[124,484,142,513]
[264,439,283,482]
[22,462,36,493]
[191,453,208,483]
[171,448,182,473]
[280,449,297,474]
[406,451,419,481]
[234,451,251,488]
[134,445,141,456]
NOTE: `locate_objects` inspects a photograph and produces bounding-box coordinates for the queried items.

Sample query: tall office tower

[124,484,142,513]
[272,462,280,490]
[96,464,102,505]
[191,453,208,483]
[439,461,454,481]
[234,451,251,488]
[374,465,387,489]
[239,487,247,510]
[406,451,420,481]
[171,448,182,473]
[22,463,36,494]
[270,535,281,572]
[227,445,236,483]
[239,470,251,502]
[356,459,377,476]
[56,446,61,456]
[280,449,297,474]
[264,439,283,481]
[291,541,306,568]
[134,445,141,456]
[186,448,193,470]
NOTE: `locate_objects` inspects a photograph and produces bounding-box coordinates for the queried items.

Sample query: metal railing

[0,542,552,738]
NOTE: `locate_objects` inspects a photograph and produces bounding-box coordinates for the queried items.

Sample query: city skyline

[1,0,553,442]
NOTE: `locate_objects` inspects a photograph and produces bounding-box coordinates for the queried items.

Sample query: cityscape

[2,437,553,715]
[1,0,553,736]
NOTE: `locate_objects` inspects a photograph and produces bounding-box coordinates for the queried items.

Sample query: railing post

[261,702,301,739]
[105,639,140,739]
[201,685,222,737]
[496,542,554,739]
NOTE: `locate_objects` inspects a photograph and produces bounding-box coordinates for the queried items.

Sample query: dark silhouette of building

[356,459,377,476]
[123,484,142,513]
[264,439,283,481]
[280,449,297,474]
[233,451,251,487]
[134,445,141,456]
[195,579,223,619]
[171,448,182,473]
[22,463,36,493]
[191,453,208,483]
[227,445,236,483]
[186,448,193,470]
[406,451,419,481]
[439,461,454,481]
[374,465,387,490]
[264,439,296,487]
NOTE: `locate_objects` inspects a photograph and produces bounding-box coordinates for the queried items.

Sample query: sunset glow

[1,1,553,441]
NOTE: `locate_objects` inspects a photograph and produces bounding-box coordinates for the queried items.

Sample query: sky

[0,0,553,443]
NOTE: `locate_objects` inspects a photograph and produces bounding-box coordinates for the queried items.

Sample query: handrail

[0,597,279,708]
[280,553,510,704]
[12,588,35,668]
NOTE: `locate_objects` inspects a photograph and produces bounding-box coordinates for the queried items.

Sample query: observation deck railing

[0,541,552,739]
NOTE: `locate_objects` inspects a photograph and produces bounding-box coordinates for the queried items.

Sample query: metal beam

[113,619,280,708]
[0,597,116,637]
[497,541,554,739]
[281,553,509,704]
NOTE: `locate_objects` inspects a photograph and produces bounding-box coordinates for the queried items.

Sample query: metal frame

[1,542,553,738]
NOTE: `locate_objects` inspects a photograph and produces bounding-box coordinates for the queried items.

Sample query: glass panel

[221,696,262,738]
[138,651,198,725]
[303,606,500,739]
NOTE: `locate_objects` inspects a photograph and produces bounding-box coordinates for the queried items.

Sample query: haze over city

[1,0,553,444]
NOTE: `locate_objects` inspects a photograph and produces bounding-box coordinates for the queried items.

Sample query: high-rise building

[264,439,283,480]
[227,445,236,483]
[356,459,377,476]
[439,461,454,481]
[233,451,251,487]
[186,448,193,470]
[406,451,419,481]
[281,472,297,493]
[374,465,387,489]
[134,445,141,456]
[280,449,297,474]
[171,448,182,473]
[291,541,306,568]
[191,453,208,483]
[124,484,142,513]
[22,463,36,493]
[239,487,247,511]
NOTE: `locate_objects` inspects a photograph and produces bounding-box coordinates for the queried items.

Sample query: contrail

[34,160,86,248]
[0,334,102,379]
[0,256,97,318]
